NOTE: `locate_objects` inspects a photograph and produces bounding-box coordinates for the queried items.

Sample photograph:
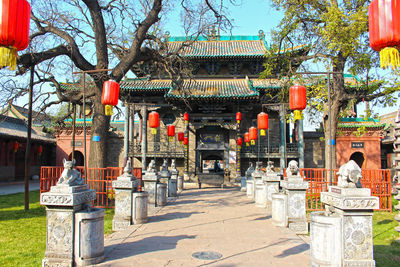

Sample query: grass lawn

[0,190,114,267]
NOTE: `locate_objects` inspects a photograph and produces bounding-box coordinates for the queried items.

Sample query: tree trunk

[88,84,110,168]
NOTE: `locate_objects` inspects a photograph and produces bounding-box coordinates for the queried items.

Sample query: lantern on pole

[237,137,243,150]
[183,112,189,124]
[244,132,250,146]
[101,80,120,116]
[257,112,269,136]
[13,141,18,152]
[0,0,31,70]
[149,111,159,135]
[167,124,175,142]
[249,127,257,145]
[289,85,307,121]
[236,112,242,124]
[369,0,400,69]
[183,137,189,147]
[178,132,184,144]
[37,145,43,156]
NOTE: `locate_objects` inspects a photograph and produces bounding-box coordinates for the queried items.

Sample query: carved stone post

[251,162,263,202]
[112,159,139,231]
[245,162,255,198]
[159,158,172,197]
[311,160,379,266]
[169,159,178,197]
[142,159,159,204]
[41,160,103,266]
[263,161,281,211]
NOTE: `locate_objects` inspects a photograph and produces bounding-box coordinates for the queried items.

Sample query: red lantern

[167,124,175,141]
[149,111,159,135]
[369,0,400,69]
[244,132,250,146]
[0,0,31,70]
[249,127,257,145]
[257,112,269,136]
[237,137,243,149]
[236,112,242,124]
[37,145,43,155]
[101,80,120,116]
[183,112,189,123]
[13,141,18,152]
[178,132,184,143]
[183,137,189,146]
[289,85,307,121]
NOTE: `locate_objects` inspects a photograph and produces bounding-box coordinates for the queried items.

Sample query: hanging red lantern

[369,0,400,69]
[167,124,175,142]
[183,112,189,123]
[249,127,257,145]
[237,137,243,150]
[149,111,159,135]
[178,132,184,143]
[244,132,250,146]
[257,112,269,136]
[101,80,120,116]
[236,112,242,124]
[13,141,18,152]
[183,137,189,146]
[0,0,31,70]
[37,145,43,155]
[289,85,307,121]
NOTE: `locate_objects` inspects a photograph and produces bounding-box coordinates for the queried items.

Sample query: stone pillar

[245,162,255,198]
[112,159,139,231]
[281,175,309,234]
[255,179,268,208]
[250,162,263,201]
[156,183,167,206]
[169,159,178,197]
[177,176,184,193]
[271,193,287,227]
[41,168,102,267]
[263,170,281,209]
[159,159,172,196]
[132,191,148,224]
[311,186,379,266]
[142,159,159,204]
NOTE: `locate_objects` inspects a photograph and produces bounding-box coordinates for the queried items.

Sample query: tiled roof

[338,118,386,129]
[121,79,171,91]
[252,79,282,89]
[167,39,267,58]
[166,79,259,100]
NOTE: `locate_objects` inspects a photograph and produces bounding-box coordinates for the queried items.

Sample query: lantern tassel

[105,105,113,116]
[380,47,400,70]
[0,47,17,71]
[294,110,303,121]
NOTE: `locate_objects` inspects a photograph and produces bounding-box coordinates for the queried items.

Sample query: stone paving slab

[97,186,310,267]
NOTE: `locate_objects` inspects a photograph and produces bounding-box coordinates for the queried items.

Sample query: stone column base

[272,193,287,227]
[288,220,308,235]
[246,180,254,199]
[133,191,148,224]
[42,257,73,267]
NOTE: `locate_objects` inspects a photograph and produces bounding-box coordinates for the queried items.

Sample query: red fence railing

[297,168,392,212]
[40,166,142,208]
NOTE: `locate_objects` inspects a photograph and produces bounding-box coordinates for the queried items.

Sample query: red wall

[336,135,382,169]
[56,131,91,166]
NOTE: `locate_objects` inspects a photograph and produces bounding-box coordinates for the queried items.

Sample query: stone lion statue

[171,159,176,170]
[161,159,169,171]
[57,159,84,186]
[286,160,299,177]
[147,159,156,172]
[266,161,275,173]
[337,160,362,188]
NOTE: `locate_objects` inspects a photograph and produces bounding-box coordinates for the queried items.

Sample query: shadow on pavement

[274,243,310,258]
[252,215,272,221]
[149,211,204,223]
[105,235,196,260]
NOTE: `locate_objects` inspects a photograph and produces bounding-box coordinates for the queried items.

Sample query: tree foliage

[264,0,400,169]
[1,0,233,168]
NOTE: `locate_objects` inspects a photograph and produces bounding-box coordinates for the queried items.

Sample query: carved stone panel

[343,215,374,261]
[46,209,74,257]
[287,191,306,219]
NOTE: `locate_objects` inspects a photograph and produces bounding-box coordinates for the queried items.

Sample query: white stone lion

[57,159,84,186]
[337,160,362,188]
[286,160,299,177]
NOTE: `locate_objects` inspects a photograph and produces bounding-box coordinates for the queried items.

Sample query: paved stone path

[0,180,40,195]
[98,186,310,267]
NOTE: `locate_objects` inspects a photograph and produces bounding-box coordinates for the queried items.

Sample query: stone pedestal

[143,170,159,204]
[310,211,341,267]
[168,179,177,197]
[75,208,105,266]
[245,162,254,194]
[272,193,287,227]
[255,180,268,208]
[159,168,172,197]
[246,180,254,199]
[177,176,184,193]
[132,191,148,224]
[41,184,98,267]
[112,172,139,231]
[240,176,247,192]
[313,186,379,267]
[157,183,167,206]
[251,164,264,201]
[263,172,281,208]
[281,177,309,234]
